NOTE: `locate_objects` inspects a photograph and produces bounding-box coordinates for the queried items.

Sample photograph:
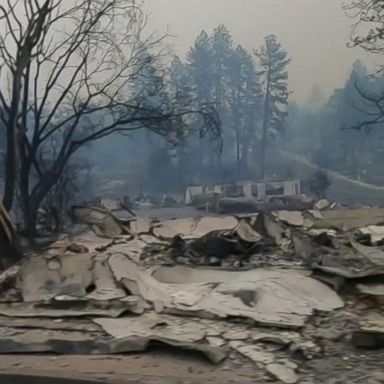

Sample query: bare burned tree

[345,0,384,52]
[0,0,53,211]
[342,1,384,131]
[0,0,220,235]
[346,80,384,131]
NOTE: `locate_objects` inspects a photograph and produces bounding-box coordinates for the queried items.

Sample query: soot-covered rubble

[0,203,384,383]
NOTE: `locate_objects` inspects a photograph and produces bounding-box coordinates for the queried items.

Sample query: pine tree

[187,31,213,105]
[255,35,290,178]
[227,45,262,170]
[211,25,233,118]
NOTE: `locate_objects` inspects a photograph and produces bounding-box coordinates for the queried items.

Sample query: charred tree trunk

[0,202,23,271]
[3,70,23,211]
[18,64,35,238]
[25,147,70,236]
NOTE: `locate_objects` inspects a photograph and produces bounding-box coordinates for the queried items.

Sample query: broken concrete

[275,211,305,227]
[0,300,140,318]
[87,255,126,301]
[17,254,93,302]
[266,363,299,384]
[71,206,131,237]
[230,341,275,364]
[310,208,384,229]
[292,230,384,279]
[0,266,19,293]
[109,254,343,328]
[93,313,226,363]
[153,216,238,239]
[358,225,384,245]
[356,283,384,296]
[314,199,331,211]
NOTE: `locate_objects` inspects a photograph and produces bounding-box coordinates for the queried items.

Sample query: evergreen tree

[255,35,290,178]
[181,25,268,179]
[187,31,213,105]
[318,61,372,177]
[227,45,262,170]
[211,25,234,118]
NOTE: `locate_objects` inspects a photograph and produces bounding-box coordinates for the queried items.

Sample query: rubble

[87,255,126,301]
[289,340,322,360]
[17,254,94,302]
[310,207,384,229]
[152,216,238,239]
[0,300,140,318]
[371,372,384,383]
[275,210,305,227]
[223,330,250,340]
[71,205,132,237]
[266,363,299,384]
[251,331,300,345]
[99,198,122,212]
[93,313,226,363]
[292,228,384,279]
[230,341,299,383]
[109,254,343,327]
[356,282,384,296]
[314,199,331,211]
[129,217,152,235]
[0,202,22,270]
[358,225,384,245]
[0,205,383,383]
[157,215,286,266]
[352,313,384,349]
[0,266,20,292]
[207,336,227,347]
[230,341,275,364]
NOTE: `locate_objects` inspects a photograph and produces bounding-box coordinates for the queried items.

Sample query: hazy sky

[145,0,379,104]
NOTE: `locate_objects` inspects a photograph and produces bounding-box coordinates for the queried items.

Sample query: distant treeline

[287,60,384,185]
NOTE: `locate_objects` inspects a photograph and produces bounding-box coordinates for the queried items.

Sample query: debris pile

[0,205,383,383]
